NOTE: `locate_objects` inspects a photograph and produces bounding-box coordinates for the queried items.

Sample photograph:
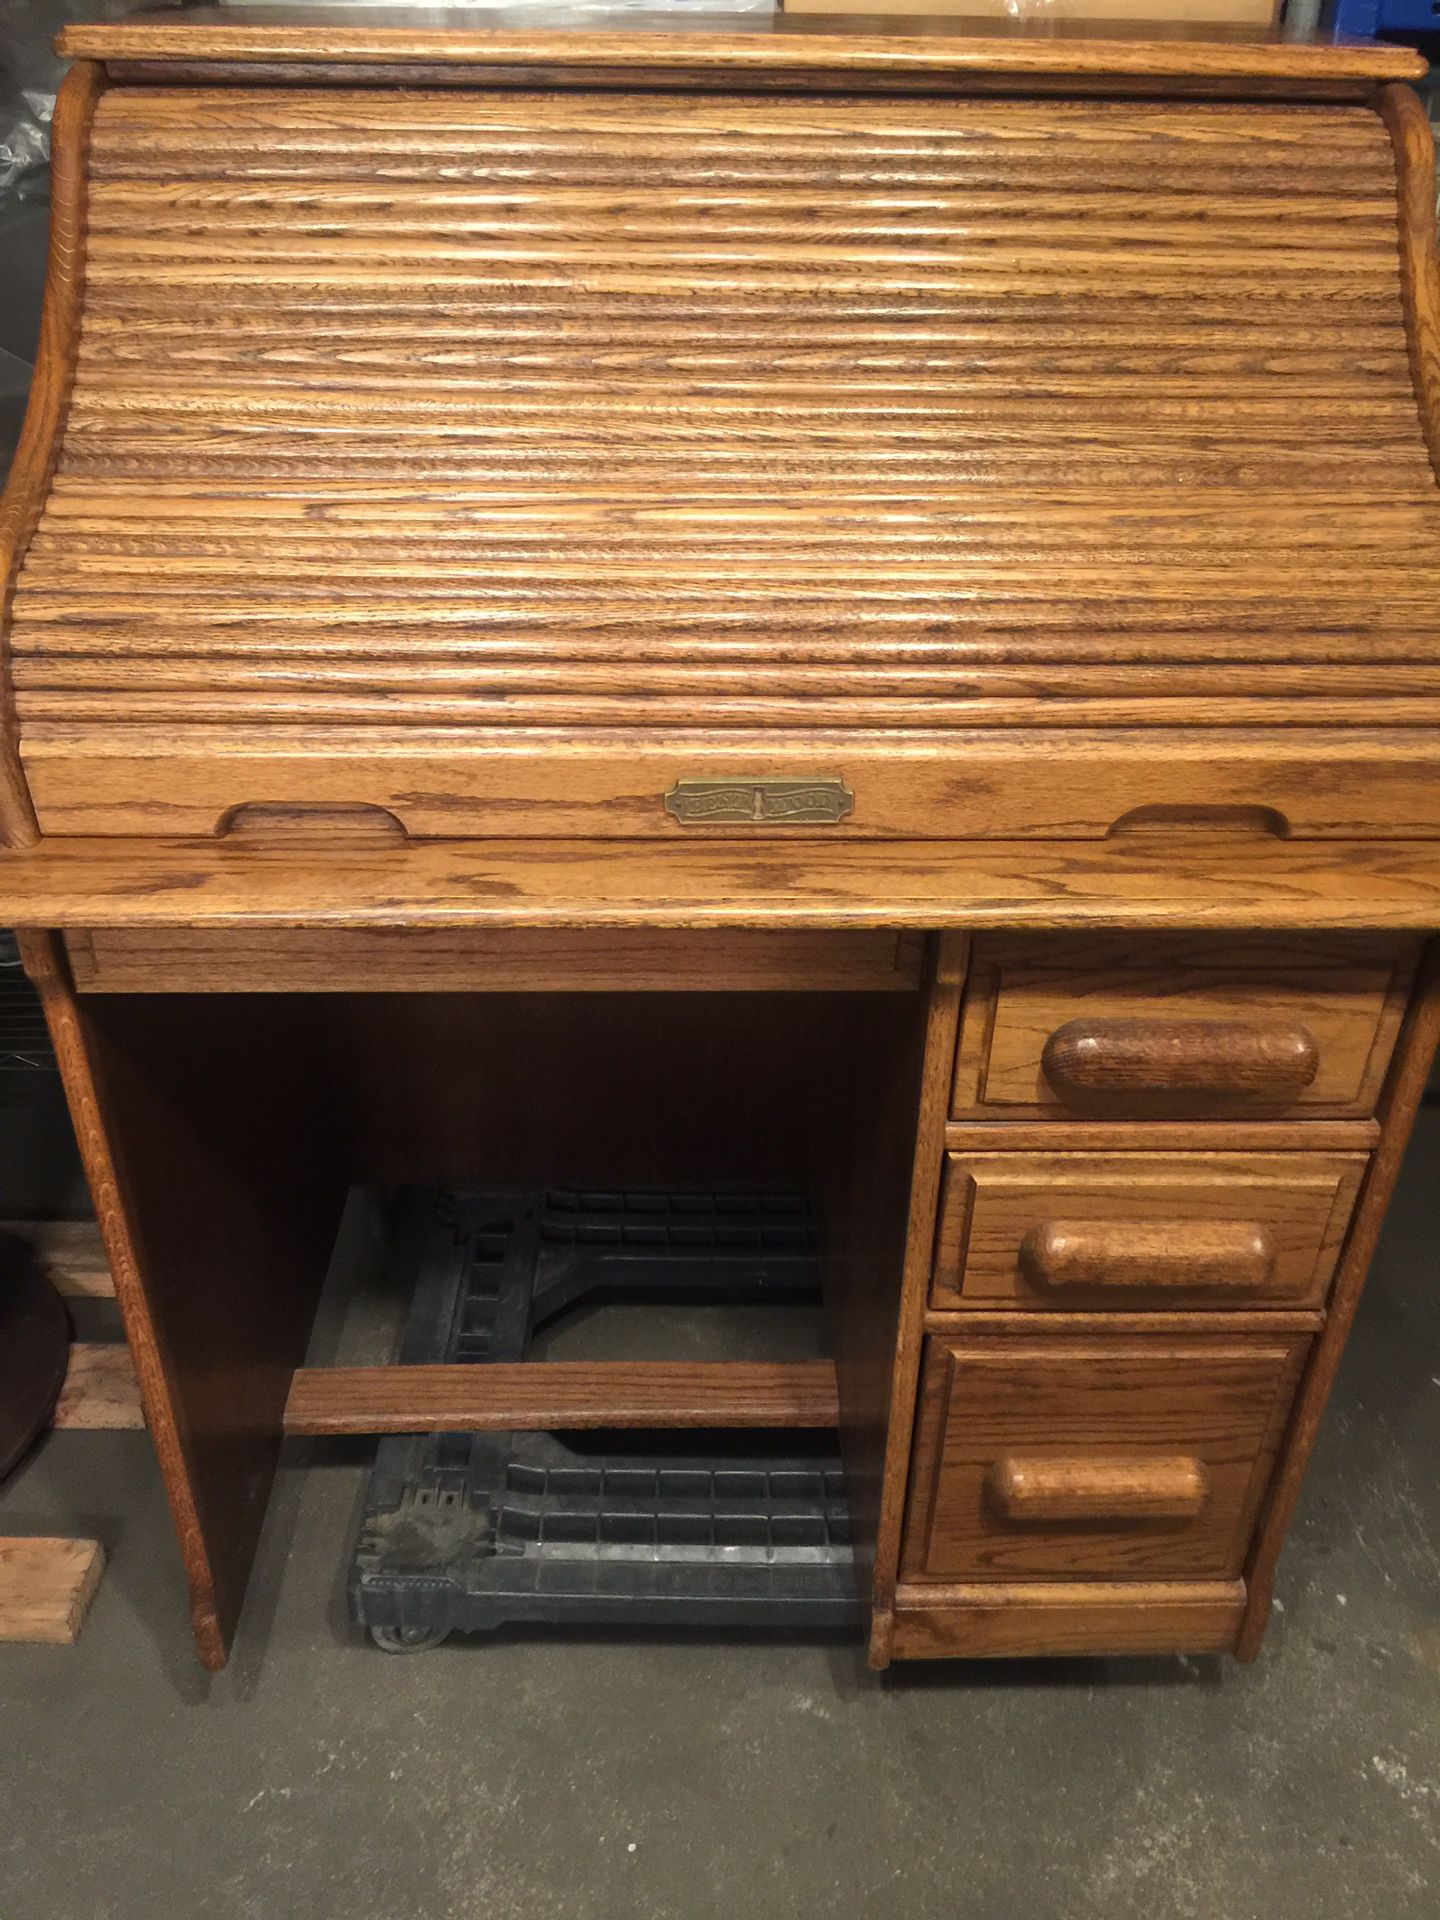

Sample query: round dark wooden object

[0,1234,71,1486]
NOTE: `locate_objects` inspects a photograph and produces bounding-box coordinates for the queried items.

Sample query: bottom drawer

[903,1332,1306,1583]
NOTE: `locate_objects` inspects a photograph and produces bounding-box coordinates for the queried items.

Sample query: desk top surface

[4,835,1440,932]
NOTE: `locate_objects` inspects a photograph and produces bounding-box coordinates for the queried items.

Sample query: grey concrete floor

[1,1110,1439,1920]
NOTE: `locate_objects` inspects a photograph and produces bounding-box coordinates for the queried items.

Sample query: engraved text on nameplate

[664,779,856,826]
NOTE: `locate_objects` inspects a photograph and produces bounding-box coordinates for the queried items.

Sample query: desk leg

[19,932,346,1670]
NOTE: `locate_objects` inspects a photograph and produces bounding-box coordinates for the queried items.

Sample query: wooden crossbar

[284,1361,840,1436]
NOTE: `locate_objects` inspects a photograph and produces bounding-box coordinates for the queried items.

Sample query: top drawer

[952,935,1419,1122]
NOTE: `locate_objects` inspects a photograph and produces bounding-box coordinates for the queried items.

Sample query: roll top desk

[4,8,1440,1672]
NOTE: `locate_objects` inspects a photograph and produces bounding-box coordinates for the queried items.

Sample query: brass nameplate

[664,778,855,826]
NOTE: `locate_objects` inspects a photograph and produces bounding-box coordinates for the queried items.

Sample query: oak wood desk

[4,8,1440,1672]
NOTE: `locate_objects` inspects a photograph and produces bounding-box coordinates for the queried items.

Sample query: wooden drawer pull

[1018,1219,1276,1293]
[1041,1017,1320,1107]
[218,801,408,843]
[987,1453,1211,1526]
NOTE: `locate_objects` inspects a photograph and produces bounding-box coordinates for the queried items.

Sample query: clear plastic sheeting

[0,89,52,200]
[222,0,774,9]
[0,0,133,207]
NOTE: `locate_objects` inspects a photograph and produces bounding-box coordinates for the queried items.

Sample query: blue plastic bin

[1330,0,1438,37]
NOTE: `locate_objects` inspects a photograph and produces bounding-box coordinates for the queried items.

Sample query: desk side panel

[18,931,346,1669]
[0,62,105,848]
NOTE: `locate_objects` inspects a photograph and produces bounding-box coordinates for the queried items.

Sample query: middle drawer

[932,1151,1366,1312]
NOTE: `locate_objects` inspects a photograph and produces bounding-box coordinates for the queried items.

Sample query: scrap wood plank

[0,1537,105,1644]
[52,1343,144,1431]
[0,1218,113,1298]
[0,1221,138,1428]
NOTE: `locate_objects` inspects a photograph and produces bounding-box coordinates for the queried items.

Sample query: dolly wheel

[369,1623,450,1654]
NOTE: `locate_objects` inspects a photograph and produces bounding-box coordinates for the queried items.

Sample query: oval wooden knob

[987,1453,1210,1526]
[1041,1017,1320,1109]
[1018,1219,1276,1293]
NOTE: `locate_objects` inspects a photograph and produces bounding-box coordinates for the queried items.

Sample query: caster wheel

[369,1623,450,1654]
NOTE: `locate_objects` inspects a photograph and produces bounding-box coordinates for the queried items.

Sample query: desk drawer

[951,934,1417,1121]
[903,1333,1306,1582]
[933,1151,1365,1311]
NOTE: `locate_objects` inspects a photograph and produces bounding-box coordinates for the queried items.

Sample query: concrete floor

[0,1104,1437,1920]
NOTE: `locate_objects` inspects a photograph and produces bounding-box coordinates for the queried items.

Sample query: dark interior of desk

[68,981,931,1665]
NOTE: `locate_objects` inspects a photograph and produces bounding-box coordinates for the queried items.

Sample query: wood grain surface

[1039,1014,1320,1109]
[63,924,925,993]
[284,1360,841,1433]
[903,1331,1306,1580]
[19,930,348,1671]
[51,1342,144,1430]
[7,836,1440,930]
[947,1117,1379,1152]
[1380,85,1440,489]
[28,734,1440,841]
[55,13,1428,86]
[852,933,966,1666]
[889,1576,1246,1657]
[0,1537,106,1646]
[933,1149,1365,1309]
[925,1307,1323,1333]
[952,932,1418,1119]
[17,929,229,1666]
[10,82,1440,835]
[1018,1218,1279,1294]
[985,1450,1211,1524]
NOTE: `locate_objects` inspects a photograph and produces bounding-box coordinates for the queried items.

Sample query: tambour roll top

[5,16,1440,841]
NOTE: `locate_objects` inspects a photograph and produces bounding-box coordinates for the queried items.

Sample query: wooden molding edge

[55,19,1427,86]
[8,837,1440,933]
[0,62,105,850]
[1380,84,1440,496]
[890,1578,1246,1659]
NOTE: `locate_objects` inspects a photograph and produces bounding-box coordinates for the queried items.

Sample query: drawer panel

[952,934,1417,1121]
[932,1151,1366,1311]
[63,927,926,995]
[903,1333,1306,1582]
